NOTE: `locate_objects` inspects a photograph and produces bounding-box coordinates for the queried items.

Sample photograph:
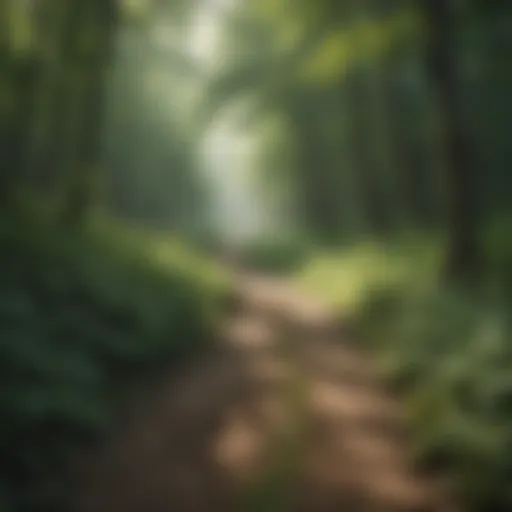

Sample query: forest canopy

[1,0,512,510]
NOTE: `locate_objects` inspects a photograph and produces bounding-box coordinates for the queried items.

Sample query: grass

[241,364,309,512]
[294,231,512,511]
[296,234,443,318]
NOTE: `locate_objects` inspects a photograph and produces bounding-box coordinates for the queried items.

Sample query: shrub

[237,235,312,274]
[296,237,512,510]
[0,213,228,511]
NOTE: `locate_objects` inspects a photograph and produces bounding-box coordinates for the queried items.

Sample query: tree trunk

[0,57,41,207]
[0,1,42,207]
[61,1,118,225]
[25,0,70,190]
[382,66,435,228]
[422,0,481,283]
[345,68,392,235]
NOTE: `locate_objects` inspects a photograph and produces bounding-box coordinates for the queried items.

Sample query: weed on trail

[241,366,309,512]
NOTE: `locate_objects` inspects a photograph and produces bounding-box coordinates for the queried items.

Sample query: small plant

[0,212,229,511]
[296,236,512,510]
[238,235,312,274]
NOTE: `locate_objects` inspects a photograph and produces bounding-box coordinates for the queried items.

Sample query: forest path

[73,273,453,512]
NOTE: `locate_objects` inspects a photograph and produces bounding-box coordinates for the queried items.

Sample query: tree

[61,0,119,224]
[421,0,482,282]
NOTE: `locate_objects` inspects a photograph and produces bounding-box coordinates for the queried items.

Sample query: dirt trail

[73,274,453,512]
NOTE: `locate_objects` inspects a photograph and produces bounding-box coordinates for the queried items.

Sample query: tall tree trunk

[341,1,393,235]
[382,63,436,228]
[283,91,343,241]
[422,0,481,283]
[61,0,118,225]
[0,0,41,207]
[0,0,12,207]
[25,0,70,190]
[345,68,392,235]
[0,58,41,206]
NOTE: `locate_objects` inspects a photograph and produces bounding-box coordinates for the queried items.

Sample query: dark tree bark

[0,0,14,208]
[61,0,118,225]
[282,91,344,242]
[26,0,71,190]
[0,51,42,207]
[345,69,393,235]
[422,0,482,283]
[382,67,436,227]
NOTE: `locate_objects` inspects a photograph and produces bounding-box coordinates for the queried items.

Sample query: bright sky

[187,0,272,242]
[189,3,221,64]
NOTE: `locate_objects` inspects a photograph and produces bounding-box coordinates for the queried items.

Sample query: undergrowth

[237,235,312,275]
[0,209,229,512]
[296,230,512,511]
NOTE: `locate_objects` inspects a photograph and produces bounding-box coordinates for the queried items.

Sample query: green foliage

[484,214,512,296]
[237,235,312,275]
[297,234,442,317]
[398,294,512,511]
[297,235,512,511]
[0,212,229,511]
[103,26,210,231]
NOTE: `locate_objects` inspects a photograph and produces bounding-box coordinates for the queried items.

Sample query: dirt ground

[72,274,454,512]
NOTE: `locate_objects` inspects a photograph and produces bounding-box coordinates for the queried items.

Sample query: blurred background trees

[4,0,510,279]
[1,0,512,509]
[203,0,511,283]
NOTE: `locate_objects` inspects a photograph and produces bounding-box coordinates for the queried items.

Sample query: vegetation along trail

[1,1,510,511]
[73,272,454,512]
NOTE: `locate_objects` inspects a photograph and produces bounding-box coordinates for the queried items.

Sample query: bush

[237,235,312,274]
[355,283,512,510]
[296,238,512,511]
[0,213,229,511]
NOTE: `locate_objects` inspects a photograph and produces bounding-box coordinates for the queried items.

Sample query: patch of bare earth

[72,273,454,512]
[294,338,454,512]
[73,302,293,512]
